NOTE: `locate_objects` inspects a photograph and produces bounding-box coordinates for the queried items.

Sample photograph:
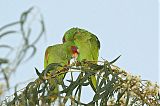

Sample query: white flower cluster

[110,65,160,105]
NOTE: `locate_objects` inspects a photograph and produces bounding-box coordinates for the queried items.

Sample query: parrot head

[63,27,92,43]
[62,28,80,43]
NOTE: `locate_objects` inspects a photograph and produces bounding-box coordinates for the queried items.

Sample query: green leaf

[0,58,8,64]
[0,30,17,39]
[0,21,19,31]
[110,55,121,64]
[35,67,41,77]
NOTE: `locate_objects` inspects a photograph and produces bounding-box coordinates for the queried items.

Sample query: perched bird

[62,28,100,92]
[44,41,79,99]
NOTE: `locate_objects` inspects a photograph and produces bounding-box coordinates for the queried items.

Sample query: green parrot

[62,27,100,92]
[44,41,78,100]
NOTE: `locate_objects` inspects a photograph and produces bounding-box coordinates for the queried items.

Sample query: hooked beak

[72,52,78,58]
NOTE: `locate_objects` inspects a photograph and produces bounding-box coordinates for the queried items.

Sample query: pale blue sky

[0,0,158,101]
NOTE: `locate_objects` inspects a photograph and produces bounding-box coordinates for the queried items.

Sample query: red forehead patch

[71,46,78,53]
[71,46,77,51]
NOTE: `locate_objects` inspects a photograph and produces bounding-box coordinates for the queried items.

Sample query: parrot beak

[72,52,78,58]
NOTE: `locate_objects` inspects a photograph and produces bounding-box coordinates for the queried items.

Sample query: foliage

[0,7,45,95]
[0,58,159,106]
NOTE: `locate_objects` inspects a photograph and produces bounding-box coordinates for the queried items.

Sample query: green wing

[89,34,100,61]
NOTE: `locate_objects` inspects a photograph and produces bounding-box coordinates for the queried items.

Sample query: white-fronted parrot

[62,27,100,92]
[44,41,79,99]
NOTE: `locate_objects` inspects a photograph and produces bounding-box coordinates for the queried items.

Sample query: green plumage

[63,27,100,91]
[44,41,75,99]
[44,44,71,68]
